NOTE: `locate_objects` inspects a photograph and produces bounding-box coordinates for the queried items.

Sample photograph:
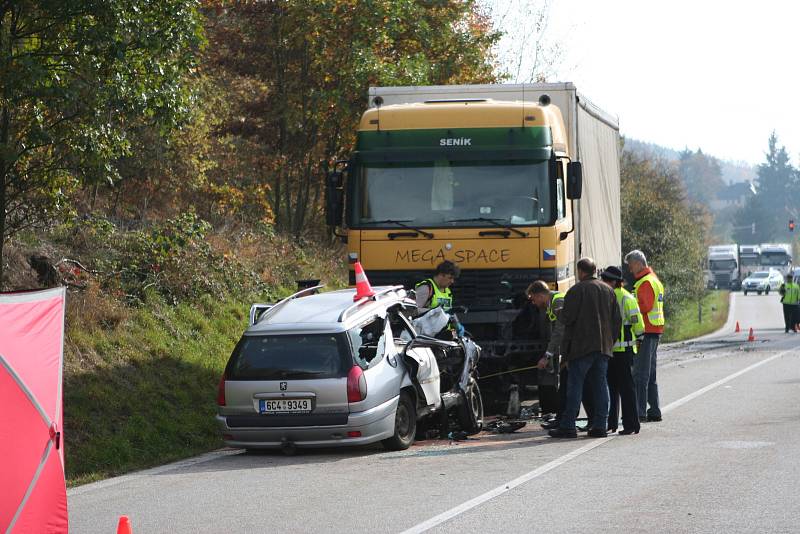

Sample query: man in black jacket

[549,258,622,439]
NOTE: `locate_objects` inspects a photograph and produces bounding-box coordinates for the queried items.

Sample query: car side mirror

[567,161,583,199]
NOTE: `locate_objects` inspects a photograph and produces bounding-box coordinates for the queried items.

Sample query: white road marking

[659,348,790,415]
[400,348,794,534]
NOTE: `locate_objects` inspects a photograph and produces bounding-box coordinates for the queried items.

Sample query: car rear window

[227,334,352,380]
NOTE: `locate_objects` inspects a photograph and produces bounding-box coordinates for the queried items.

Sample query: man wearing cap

[625,249,666,423]
[548,258,621,439]
[415,260,464,337]
[601,266,643,435]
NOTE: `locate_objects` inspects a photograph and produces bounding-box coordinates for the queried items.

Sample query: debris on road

[448,430,470,442]
[486,420,527,434]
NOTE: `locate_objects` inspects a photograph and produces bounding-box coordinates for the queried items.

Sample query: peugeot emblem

[280,382,288,391]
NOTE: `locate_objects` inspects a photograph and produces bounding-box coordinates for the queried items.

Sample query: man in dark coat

[549,258,622,439]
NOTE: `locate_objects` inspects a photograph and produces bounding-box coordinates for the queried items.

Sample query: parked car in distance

[742,269,783,295]
[216,284,483,453]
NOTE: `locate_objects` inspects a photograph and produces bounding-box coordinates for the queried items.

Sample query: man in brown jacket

[549,258,622,439]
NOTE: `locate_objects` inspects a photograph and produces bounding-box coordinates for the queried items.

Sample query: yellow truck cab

[326,83,621,413]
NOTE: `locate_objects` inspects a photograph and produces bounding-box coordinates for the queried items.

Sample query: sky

[489,1,800,166]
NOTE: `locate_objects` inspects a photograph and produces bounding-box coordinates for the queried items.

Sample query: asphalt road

[68,292,800,534]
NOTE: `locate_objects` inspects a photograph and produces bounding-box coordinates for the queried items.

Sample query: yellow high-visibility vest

[783,282,800,305]
[416,278,453,312]
[634,272,665,326]
[614,287,645,353]
[546,291,566,322]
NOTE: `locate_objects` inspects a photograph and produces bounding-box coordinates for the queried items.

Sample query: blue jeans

[633,333,661,418]
[559,352,610,431]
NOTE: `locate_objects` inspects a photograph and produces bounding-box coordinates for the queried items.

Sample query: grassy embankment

[2,220,348,486]
[663,290,730,343]
[64,292,253,486]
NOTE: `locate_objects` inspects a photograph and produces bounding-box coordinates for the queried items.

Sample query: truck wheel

[744,291,748,296]
[456,378,484,436]
[765,288,770,295]
[382,391,416,451]
[758,291,762,295]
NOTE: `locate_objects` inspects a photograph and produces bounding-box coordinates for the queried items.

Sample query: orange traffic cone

[747,328,755,342]
[735,321,740,333]
[353,261,375,301]
[117,515,133,534]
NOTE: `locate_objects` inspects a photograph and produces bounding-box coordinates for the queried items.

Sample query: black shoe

[619,428,639,435]
[548,428,578,439]
[646,415,662,422]
[639,416,648,423]
[540,419,560,430]
[607,428,618,433]
[588,428,608,438]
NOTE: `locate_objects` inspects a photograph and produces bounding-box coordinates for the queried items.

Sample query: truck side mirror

[325,170,344,228]
[566,161,583,199]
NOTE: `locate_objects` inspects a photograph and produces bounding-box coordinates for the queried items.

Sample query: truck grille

[713,273,731,286]
[353,268,556,311]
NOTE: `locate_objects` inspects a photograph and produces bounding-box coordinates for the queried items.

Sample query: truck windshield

[351,159,551,227]
[709,259,737,270]
[761,253,790,266]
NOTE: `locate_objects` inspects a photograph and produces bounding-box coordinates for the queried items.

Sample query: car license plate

[259,398,312,414]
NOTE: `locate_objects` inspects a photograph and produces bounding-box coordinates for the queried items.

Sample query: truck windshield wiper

[446,217,529,237]
[364,219,434,239]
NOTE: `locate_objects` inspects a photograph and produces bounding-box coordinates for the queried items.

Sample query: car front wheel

[382,391,416,451]
[744,290,748,295]
[457,378,484,436]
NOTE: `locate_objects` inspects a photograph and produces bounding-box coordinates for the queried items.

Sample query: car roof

[246,287,411,335]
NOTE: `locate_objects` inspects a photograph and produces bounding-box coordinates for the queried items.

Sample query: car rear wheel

[382,391,416,451]
[457,378,484,436]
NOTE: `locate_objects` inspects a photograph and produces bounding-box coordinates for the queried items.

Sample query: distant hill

[624,138,756,185]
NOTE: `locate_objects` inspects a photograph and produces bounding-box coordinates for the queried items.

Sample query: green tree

[733,132,796,243]
[621,144,709,315]
[678,148,724,206]
[0,0,203,284]
[202,0,501,237]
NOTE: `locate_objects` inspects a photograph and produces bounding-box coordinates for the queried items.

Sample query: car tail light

[347,366,367,403]
[217,372,227,406]
[347,431,362,438]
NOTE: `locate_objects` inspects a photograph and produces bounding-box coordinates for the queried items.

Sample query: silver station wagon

[216,285,483,451]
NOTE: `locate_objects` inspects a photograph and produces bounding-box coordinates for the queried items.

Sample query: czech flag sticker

[543,249,556,261]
